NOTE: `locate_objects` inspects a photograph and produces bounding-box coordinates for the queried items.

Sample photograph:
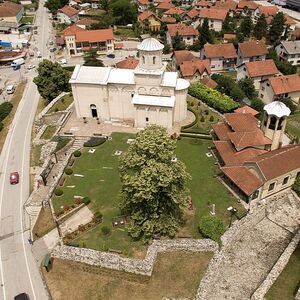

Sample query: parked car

[49,47,56,53]
[37,51,42,58]
[14,293,29,300]
[58,58,67,64]
[6,85,15,94]
[107,53,115,58]
[10,172,19,185]
[27,64,36,70]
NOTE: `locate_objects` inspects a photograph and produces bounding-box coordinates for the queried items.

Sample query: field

[48,94,73,113]
[286,109,300,141]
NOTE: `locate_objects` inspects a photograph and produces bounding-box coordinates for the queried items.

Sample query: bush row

[181,107,198,131]
[180,133,212,140]
[189,83,239,113]
[84,136,107,147]
[0,102,13,122]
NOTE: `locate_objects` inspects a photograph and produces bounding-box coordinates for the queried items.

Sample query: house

[275,41,300,66]
[223,33,236,43]
[70,38,190,129]
[236,1,258,18]
[76,18,98,29]
[259,74,300,104]
[0,2,24,24]
[69,0,81,8]
[214,0,237,17]
[253,5,278,23]
[138,10,161,32]
[179,59,211,81]
[57,5,79,24]
[181,0,194,8]
[166,24,198,46]
[156,2,175,13]
[163,7,185,18]
[200,43,237,71]
[91,0,99,9]
[291,28,300,41]
[160,16,176,24]
[62,25,114,56]
[193,0,211,9]
[212,101,300,203]
[137,0,150,12]
[237,40,268,66]
[198,8,228,32]
[237,60,279,89]
[172,50,196,69]
[115,57,139,69]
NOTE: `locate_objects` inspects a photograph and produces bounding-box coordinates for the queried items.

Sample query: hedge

[180,133,212,140]
[0,102,13,122]
[83,196,91,205]
[73,150,81,157]
[189,83,239,113]
[54,188,64,196]
[64,168,73,175]
[181,107,198,131]
[84,137,107,147]
[52,136,71,152]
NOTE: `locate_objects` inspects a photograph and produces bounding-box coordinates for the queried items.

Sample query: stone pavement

[197,192,300,300]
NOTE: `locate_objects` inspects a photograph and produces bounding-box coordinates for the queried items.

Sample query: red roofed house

[200,43,237,71]
[163,7,185,17]
[259,74,300,104]
[62,25,114,56]
[172,50,196,69]
[156,2,175,13]
[138,10,161,31]
[137,0,150,12]
[237,40,268,66]
[0,1,24,24]
[57,5,79,24]
[236,1,258,18]
[193,0,211,9]
[166,24,198,46]
[115,57,139,69]
[76,18,98,29]
[223,33,236,43]
[253,5,278,23]
[212,101,300,203]
[214,0,237,17]
[237,59,279,89]
[179,59,211,81]
[198,8,228,32]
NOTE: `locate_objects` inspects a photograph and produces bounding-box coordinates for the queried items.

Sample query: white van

[11,58,25,67]
[6,85,15,94]
[37,51,42,58]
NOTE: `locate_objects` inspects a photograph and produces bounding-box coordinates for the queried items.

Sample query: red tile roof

[0,2,23,18]
[246,145,300,181]
[228,130,271,148]
[215,0,237,11]
[167,24,198,37]
[258,5,278,16]
[194,0,210,7]
[138,0,150,5]
[268,74,300,95]
[156,2,175,10]
[116,57,139,69]
[234,105,259,116]
[174,50,196,65]
[238,40,268,58]
[154,0,171,3]
[164,7,185,15]
[180,59,211,77]
[62,24,85,36]
[292,28,300,39]
[187,7,200,19]
[244,59,279,78]
[224,113,258,132]
[204,43,237,59]
[58,5,79,17]
[222,166,263,195]
[212,123,232,140]
[199,7,228,21]
[237,1,258,10]
[138,10,155,21]
[161,16,176,23]
[75,28,114,43]
[223,33,236,40]
[200,77,217,89]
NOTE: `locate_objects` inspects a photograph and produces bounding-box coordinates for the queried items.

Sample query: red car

[10,172,19,185]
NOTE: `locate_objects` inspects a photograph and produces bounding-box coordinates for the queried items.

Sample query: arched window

[90,104,98,118]
[142,56,145,64]
[153,56,156,64]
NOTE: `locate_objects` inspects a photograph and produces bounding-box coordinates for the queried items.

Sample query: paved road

[0,0,51,299]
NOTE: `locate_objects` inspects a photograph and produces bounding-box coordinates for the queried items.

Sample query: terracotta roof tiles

[204,43,237,59]
[138,10,155,21]
[75,28,114,43]
[167,23,198,37]
[224,113,259,132]
[258,5,278,16]
[115,57,139,69]
[0,1,23,18]
[234,105,259,116]
[237,1,258,10]
[58,5,79,17]
[62,24,85,36]
[200,77,217,89]
[174,50,196,65]
[179,59,211,77]
[268,74,300,95]
[161,16,176,23]
[199,7,228,21]
[164,7,185,15]
[238,40,268,58]
[244,59,279,78]
[156,2,175,10]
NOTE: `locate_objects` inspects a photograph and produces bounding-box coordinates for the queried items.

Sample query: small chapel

[69,38,190,129]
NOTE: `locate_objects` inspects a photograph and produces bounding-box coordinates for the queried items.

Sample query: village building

[166,24,198,47]
[163,7,185,17]
[214,0,237,17]
[0,1,24,24]
[62,25,114,56]
[138,10,161,32]
[156,2,175,13]
[57,5,79,24]
[199,76,217,89]
[193,0,211,9]
[200,43,237,71]
[198,8,228,31]
[115,57,139,69]
[160,16,176,24]
[237,40,268,66]
[137,0,150,12]
[212,101,300,203]
[172,50,197,69]
[275,41,300,66]
[75,17,98,29]
[223,33,236,43]
[259,74,300,104]
[70,38,190,129]
[236,1,258,18]
[253,5,278,23]
[179,59,211,82]
[237,59,279,89]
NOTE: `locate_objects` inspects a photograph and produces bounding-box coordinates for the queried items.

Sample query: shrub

[84,137,106,147]
[181,107,198,131]
[52,136,71,152]
[101,225,111,236]
[83,196,91,205]
[66,241,79,247]
[189,83,239,113]
[64,168,73,175]
[54,107,59,112]
[0,102,13,122]
[55,209,64,217]
[209,115,214,122]
[54,188,63,196]
[94,211,103,219]
[200,116,205,122]
[74,198,83,205]
[199,215,225,242]
[73,150,81,157]
[180,133,212,140]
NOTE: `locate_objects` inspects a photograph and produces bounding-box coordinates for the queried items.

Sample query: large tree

[238,78,258,100]
[33,60,70,102]
[222,14,236,34]
[110,0,137,25]
[253,14,268,40]
[269,12,285,45]
[240,15,253,38]
[83,48,104,66]
[173,31,186,50]
[198,18,213,49]
[119,125,190,241]
[44,0,68,14]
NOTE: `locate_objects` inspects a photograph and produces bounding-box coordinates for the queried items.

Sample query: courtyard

[51,132,245,255]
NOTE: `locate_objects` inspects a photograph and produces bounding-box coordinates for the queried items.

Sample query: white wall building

[70,38,190,129]
[275,41,300,66]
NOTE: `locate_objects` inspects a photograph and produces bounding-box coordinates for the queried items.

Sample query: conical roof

[137,38,164,51]
[263,101,291,118]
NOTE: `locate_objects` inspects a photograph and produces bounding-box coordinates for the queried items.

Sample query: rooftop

[258,5,278,16]
[280,40,300,55]
[62,24,85,36]
[179,59,211,77]
[243,59,279,78]
[167,23,198,37]
[174,50,196,65]
[234,105,259,116]
[204,43,237,59]
[132,94,175,107]
[237,1,258,10]
[58,5,79,17]
[115,57,139,69]
[263,101,291,118]
[75,28,114,43]
[164,7,185,15]
[199,7,228,21]
[0,1,23,18]
[268,74,300,95]
[238,40,268,58]
[137,37,164,51]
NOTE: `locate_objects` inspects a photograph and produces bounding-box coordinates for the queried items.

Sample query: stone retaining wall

[51,239,218,276]
[251,229,300,300]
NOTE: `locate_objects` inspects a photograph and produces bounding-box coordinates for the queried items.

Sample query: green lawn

[31,144,42,167]
[41,125,57,140]
[183,96,222,134]
[20,15,34,24]
[52,132,245,254]
[266,243,300,300]
[222,71,237,79]
[48,94,73,113]
[114,28,138,39]
[286,109,300,141]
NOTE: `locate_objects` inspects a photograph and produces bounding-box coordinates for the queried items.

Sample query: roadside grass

[31,144,43,167]
[41,125,57,140]
[114,28,138,39]
[0,82,26,153]
[48,94,73,113]
[52,132,245,254]
[265,243,300,300]
[20,15,34,24]
[32,207,56,241]
[286,109,300,141]
[43,251,213,300]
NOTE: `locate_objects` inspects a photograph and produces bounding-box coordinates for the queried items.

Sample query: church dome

[263,101,291,118]
[137,38,164,52]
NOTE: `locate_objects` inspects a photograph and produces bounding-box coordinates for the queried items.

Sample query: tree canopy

[83,48,104,66]
[238,78,258,101]
[269,12,285,45]
[239,15,253,38]
[44,0,68,14]
[253,14,268,40]
[198,18,213,49]
[118,125,190,241]
[110,0,137,25]
[199,215,225,242]
[267,49,297,75]
[33,60,70,102]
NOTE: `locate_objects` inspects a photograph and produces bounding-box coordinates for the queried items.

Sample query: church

[70,38,190,129]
